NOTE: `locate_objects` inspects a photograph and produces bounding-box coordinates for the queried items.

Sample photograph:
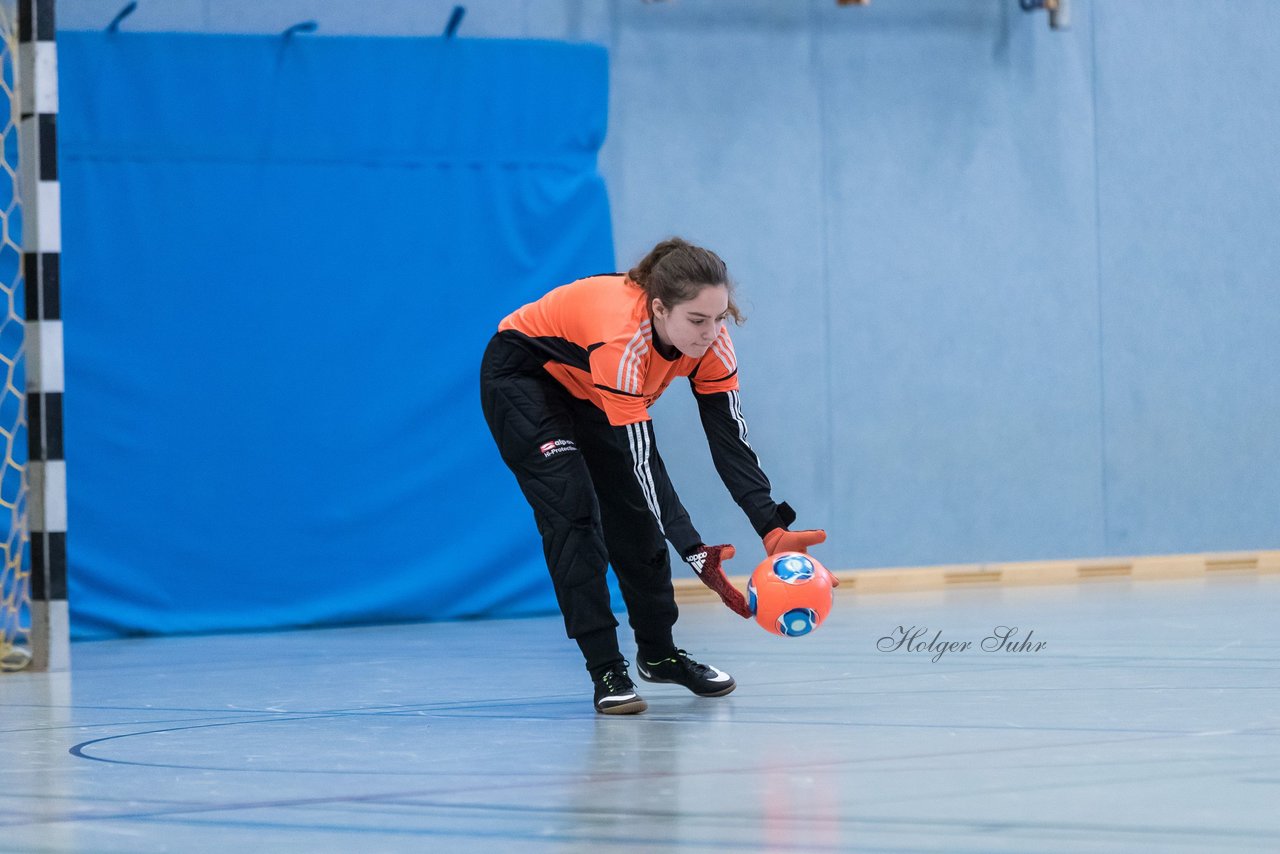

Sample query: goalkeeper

[480,237,826,715]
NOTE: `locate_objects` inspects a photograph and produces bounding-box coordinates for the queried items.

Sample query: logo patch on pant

[540,438,578,458]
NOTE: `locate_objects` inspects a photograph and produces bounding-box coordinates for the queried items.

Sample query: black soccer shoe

[593,663,648,715]
[637,649,736,697]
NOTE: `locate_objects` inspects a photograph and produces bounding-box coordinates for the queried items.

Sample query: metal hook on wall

[444,6,466,39]
[282,20,319,39]
[107,1,138,33]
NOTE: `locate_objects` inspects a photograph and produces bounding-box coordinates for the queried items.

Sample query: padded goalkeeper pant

[480,332,678,675]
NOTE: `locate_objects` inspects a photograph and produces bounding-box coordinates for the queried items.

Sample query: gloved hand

[683,544,752,619]
[763,527,826,555]
[762,527,839,587]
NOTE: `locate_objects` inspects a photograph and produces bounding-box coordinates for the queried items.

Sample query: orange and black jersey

[496,275,795,553]
[498,274,740,427]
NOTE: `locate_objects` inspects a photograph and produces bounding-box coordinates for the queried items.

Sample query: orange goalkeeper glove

[762,527,839,587]
[683,544,752,619]
[763,527,826,555]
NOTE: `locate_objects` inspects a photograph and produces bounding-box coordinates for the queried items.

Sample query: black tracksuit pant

[480,332,679,675]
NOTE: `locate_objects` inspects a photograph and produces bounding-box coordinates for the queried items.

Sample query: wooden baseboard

[672,549,1280,604]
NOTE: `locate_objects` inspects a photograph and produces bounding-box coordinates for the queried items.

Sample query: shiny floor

[2,575,1277,853]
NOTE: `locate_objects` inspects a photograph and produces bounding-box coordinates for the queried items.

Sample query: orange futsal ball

[747,551,836,637]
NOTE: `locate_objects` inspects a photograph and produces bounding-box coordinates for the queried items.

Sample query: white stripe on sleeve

[616,321,652,394]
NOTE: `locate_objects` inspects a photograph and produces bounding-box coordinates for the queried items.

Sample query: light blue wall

[816,2,1104,566]
[1092,3,1280,555]
[609,2,1106,569]
[58,0,1280,571]
[607,0,1279,568]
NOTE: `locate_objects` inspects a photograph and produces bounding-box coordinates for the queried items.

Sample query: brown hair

[626,237,744,324]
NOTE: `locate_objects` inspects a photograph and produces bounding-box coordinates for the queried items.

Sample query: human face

[651,284,730,359]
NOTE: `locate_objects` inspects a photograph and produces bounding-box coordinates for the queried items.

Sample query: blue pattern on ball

[771,554,815,584]
[777,607,818,637]
[747,580,758,615]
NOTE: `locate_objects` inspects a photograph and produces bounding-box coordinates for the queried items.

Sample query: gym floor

[3,574,1277,852]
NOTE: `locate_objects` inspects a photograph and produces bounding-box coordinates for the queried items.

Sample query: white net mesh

[0,5,30,672]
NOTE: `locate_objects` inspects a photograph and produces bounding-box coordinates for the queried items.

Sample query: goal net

[3,0,69,674]
[0,1,31,672]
